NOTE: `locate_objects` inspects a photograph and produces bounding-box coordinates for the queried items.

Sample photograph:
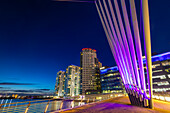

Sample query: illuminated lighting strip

[120,0,141,89]
[97,0,130,85]
[95,1,127,85]
[111,0,137,86]
[129,0,146,93]
[151,52,170,58]
[105,0,134,86]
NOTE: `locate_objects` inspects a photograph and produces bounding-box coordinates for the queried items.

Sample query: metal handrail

[0,100,50,109]
[0,94,125,112]
[0,99,52,106]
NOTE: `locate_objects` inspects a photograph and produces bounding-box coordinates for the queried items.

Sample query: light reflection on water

[0,99,85,113]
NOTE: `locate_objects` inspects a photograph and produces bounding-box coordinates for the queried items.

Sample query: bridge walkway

[53,96,170,113]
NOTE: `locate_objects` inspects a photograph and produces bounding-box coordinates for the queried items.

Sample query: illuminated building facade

[55,71,65,97]
[65,65,80,97]
[100,52,170,94]
[100,66,125,94]
[80,48,101,95]
[143,52,170,92]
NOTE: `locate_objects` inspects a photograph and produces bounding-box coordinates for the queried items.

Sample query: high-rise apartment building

[65,65,80,97]
[80,48,101,95]
[55,71,65,97]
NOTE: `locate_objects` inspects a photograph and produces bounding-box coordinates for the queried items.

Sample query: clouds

[0,82,36,85]
[0,82,53,95]
[0,88,53,95]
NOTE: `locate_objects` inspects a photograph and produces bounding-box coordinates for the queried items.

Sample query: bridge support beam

[142,0,153,109]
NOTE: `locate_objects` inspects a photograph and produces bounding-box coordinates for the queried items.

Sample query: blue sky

[0,0,169,95]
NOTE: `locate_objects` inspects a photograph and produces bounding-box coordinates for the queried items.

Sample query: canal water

[0,99,85,113]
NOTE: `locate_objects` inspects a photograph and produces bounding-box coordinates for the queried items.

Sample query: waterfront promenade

[54,96,170,113]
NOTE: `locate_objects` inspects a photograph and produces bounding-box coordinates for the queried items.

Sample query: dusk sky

[0,0,170,94]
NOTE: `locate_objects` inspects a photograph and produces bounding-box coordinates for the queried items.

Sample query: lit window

[153,81,169,86]
[152,70,162,73]
[152,75,166,79]
[168,74,170,78]
[162,61,170,66]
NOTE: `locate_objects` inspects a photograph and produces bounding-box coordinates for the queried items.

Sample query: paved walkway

[54,96,170,113]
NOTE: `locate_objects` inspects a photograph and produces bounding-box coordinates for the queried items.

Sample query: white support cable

[129,0,146,92]
[103,0,133,85]
[120,0,141,90]
[95,1,126,84]
[113,0,137,86]
[105,0,134,86]
[97,0,130,85]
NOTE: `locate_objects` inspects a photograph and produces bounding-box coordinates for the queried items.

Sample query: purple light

[113,0,137,86]
[97,0,130,85]
[120,0,142,90]
[129,0,146,92]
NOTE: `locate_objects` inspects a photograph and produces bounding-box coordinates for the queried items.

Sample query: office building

[80,48,101,95]
[100,52,170,94]
[100,66,125,94]
[55,71,65,97]
[65,65,80,97]
[143,52,170,93]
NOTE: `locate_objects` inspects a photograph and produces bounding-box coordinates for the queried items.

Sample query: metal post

[24,102,30,113]
[59,101,63,110]
[87,98,89,103]
[142,0,153,109]
[71,100,74,108]
[93,97,95,102]
[80,99,83,105]
[44,101,50,113]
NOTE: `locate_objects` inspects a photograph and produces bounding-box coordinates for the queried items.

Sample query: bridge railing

[0,93,125,112]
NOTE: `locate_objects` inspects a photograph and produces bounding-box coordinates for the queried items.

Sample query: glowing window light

[168,74,170,78]
[162,61,170,66]
[159,96,165,100]
[152,75,166,79]
[152,70,162,73]
[153,81,169,86]
[165,97,170,102]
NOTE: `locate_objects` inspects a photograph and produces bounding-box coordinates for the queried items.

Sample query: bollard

[24,102,30,113]
[44,100,50,113]
[93,97,95,102]
[71,100,74,108]
[144,98,148,107]
[59,101,63,110]
[87,98,89,103]
[80,99,83,105]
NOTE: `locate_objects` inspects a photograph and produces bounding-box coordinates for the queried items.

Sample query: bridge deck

[53,96,170,113]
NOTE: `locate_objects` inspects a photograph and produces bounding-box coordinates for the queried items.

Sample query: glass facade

[144,52,170,92]
[100,67,125,94]
[100,52,170,94]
